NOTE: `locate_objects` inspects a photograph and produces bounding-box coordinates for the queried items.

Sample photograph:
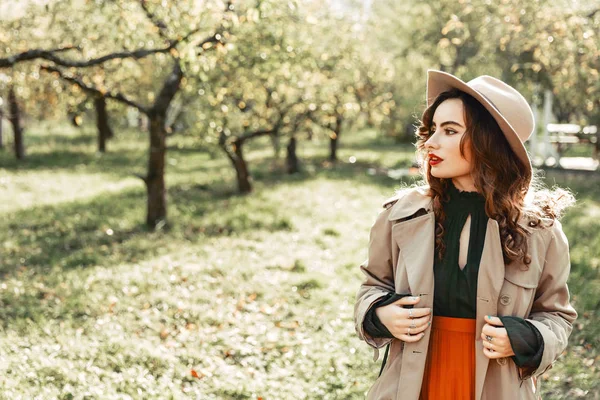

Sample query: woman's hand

[481,315,516,359]
[375,296,432,342]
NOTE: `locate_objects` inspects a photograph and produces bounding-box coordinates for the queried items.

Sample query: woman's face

[424,98,475,190]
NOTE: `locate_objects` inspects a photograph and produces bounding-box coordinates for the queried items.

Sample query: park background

[0,0,599,398]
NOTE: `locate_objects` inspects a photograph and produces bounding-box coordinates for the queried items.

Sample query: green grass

[0,122,598,399]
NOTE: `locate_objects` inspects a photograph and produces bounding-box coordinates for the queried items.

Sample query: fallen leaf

[191,369,205,379]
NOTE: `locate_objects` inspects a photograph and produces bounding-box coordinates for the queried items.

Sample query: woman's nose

[425,136,438,150]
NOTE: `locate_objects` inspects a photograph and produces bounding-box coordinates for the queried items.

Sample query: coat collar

[384,184,533,230]
[384,185,433,221]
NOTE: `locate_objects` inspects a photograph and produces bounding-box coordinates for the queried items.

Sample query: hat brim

[426,69,532,175]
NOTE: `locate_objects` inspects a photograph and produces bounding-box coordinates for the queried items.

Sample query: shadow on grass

[0,135,217,177]
[0,149,147,173]
[0,126,146,173]
[0,178,295,279]
[24,130,100,147]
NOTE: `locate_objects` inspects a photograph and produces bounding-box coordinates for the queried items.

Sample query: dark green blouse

[434,179,488,318]
[364,180,543,371]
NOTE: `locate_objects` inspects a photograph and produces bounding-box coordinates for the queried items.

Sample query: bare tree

[41,22,224,227]
[94,95,113,153]
[7,86,25,159]
[0,1,233,228]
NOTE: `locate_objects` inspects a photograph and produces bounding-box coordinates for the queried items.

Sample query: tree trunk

[270,131,281,160]
[0,105,4,149]
[143,62,183,229]
[286,136,300,174]
[8,86,25,159]
[222,141,252,193]
[234,142,252,193]
[95,96,113,152]
[145,114,167,228]
[367,110,375,128]
[329,136,337,162]
[329,114,343,162]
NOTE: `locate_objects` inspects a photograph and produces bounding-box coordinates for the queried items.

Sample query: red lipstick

[428,153,443,166]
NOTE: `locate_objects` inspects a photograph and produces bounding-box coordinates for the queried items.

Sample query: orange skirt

[419,316,476,400]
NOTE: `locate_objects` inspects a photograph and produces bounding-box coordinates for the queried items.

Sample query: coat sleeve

[523,219,578,379]
[354,204,397,361]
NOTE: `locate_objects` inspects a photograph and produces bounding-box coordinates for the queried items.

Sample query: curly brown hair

[411,88,575,267]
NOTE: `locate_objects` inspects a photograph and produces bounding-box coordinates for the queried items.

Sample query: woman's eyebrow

[431,120,464,128]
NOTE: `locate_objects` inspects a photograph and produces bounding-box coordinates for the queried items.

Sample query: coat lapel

[391,211,436,400]
[387,186,435,400]
[475,218,506,400]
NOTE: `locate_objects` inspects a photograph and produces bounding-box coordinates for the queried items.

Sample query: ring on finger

[410,321,416,329]
[407,327,411,335]
[486,335,493,343]
[408,309,414,318]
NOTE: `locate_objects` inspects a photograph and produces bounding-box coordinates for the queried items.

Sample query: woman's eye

[427,128,456,136]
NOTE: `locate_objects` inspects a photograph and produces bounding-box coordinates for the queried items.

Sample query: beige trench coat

[354,186,578,400]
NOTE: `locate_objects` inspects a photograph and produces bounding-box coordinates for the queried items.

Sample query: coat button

[500,294,511,306]
[497,357,508,366]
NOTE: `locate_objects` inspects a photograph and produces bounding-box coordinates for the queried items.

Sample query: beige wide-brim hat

[426,69,534,178]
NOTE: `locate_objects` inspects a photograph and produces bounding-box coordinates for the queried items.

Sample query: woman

[354,69,577,400]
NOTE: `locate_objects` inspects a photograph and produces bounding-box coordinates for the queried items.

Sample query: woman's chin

[430,168,464,179]
[430,169,444,178]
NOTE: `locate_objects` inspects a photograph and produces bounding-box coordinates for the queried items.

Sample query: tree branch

[0,46,78,68]
[0,25,210,69]
[197,0,233,52]
[40,65,149,113]
[140,0,171,41]
[237,129,276,144]
[2,1,233,70]
[196,32,223,53]
[0,44,177,69]
[132,172,149,184]
[140,0,225,56]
